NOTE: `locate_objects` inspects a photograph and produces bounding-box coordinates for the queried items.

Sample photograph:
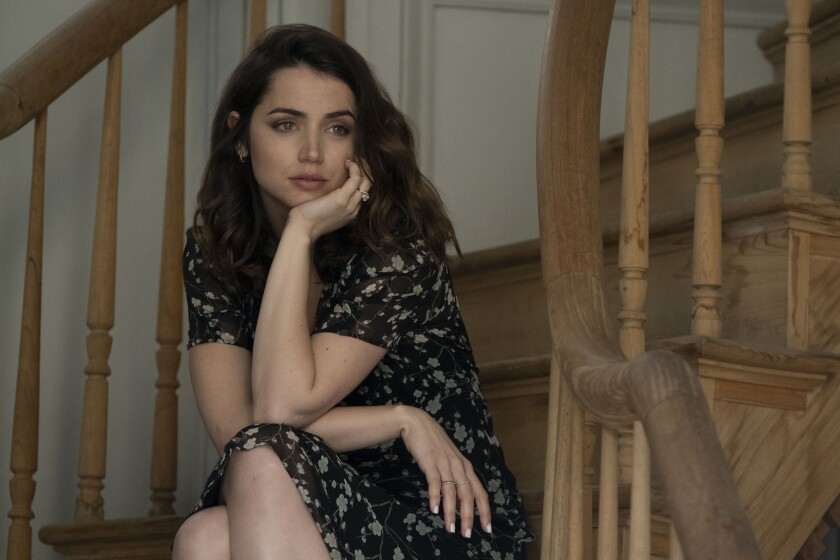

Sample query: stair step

[40,516,182,560]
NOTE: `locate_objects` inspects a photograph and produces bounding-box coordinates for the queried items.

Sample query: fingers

[438,463,459,535]
[344,159,373,205]
[469,467,492,535]
[427,473,441,516]
[430,455,491,539]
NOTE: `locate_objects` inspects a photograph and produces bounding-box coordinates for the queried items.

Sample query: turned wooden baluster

[542,361,579,558]
[331,0,346,40]
[149,0,187,516]
[6,111,47,560]
[75,48,122,521]
[783,0,812,192]
[683,0,725,555]
[691,0,724,339]
[249,0,267,47]
[616,1,652,559]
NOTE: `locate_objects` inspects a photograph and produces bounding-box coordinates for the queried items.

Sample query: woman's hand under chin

[286,159,372,240]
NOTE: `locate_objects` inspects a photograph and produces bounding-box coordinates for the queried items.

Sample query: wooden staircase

[5,0,840,559]
[452,187,840,558]
[451,6,840,552]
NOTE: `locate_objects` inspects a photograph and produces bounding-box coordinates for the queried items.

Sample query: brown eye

[273,120,296,132]
[327,124,350,136]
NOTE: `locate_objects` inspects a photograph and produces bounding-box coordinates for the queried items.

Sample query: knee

[227,446,288,489]
[172,506,229,560]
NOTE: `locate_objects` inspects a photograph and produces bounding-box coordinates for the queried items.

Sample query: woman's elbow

[253,400,319,428]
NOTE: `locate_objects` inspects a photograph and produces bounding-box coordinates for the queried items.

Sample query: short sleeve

[183,231,257,349]
[313,249,443,350]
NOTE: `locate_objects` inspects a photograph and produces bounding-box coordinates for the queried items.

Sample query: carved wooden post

[691,0,724,339]
[540,358,563,556]
[6,111,47,560]
[685,1,725,555]
[782,0,812,191]
[75,48,122,521]
[618,1,651,558]
[249,0,267,47]
[149,0,187,516]
[331,0,346,40]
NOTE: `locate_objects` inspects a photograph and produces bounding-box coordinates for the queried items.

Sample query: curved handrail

[536,0,762,558]
[0,0,178,140]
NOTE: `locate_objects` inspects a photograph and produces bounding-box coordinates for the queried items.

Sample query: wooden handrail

[537,0,761,558]
[0,0,178,140]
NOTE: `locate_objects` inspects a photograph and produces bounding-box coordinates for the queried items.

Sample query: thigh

[173,506,229,560]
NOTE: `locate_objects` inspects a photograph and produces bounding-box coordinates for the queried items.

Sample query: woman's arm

[190,340,390,454]
[251,161,379,426]
[190,339,492,537]
[189,339,401,454]
[188,343,253,455]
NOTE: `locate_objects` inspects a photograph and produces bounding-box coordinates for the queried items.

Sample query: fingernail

[465,528,472,539]
[449,523,455,533]
[433,505,439,514]
[486,523,492,534]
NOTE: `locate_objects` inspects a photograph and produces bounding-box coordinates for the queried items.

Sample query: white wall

[0,1,783,558]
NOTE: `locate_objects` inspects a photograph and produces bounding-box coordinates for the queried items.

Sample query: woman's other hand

[397,405,492,538]
[288,159,372,240]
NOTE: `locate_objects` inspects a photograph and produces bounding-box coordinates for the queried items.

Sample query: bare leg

[173,506,230,560]
[224,446,331,560]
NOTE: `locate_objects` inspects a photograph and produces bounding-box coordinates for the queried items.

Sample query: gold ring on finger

[441,480,456,486]
[456,481,471,487]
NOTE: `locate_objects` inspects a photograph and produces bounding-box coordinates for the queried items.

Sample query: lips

[289,173,327,191]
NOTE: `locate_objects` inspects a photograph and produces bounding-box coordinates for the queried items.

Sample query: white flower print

[220,332,235,343]
[425,396,442,414]
[454,422,467,442]
[337,494,348,514]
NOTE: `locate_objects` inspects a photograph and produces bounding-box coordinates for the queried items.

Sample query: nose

[299,129,323,163]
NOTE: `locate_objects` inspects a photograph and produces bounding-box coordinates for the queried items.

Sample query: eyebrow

[266,107,356,120]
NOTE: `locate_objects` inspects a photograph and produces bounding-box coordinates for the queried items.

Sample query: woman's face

[232,66,357,223]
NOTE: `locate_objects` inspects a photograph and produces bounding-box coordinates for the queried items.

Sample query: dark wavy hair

[194,24,459,295]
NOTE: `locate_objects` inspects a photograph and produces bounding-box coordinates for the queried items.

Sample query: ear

[228,111,249,158]
[227,110,241,131]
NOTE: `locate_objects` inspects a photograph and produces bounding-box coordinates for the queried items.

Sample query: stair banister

[782,0,813,192]
[617,0,652,558]
[7,111,46,560]
[75,45,122,522]
[149,0,188,517]
[0,0,179,141]
[536,0,761,558]
[691,0,725,339]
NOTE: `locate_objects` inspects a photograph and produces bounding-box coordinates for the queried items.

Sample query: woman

[174,24,532,559]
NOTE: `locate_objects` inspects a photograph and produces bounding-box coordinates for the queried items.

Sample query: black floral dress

[183,231,533,559]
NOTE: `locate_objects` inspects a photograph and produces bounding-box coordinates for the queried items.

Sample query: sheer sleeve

[183,230,256,349]
[313,246,445,350]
